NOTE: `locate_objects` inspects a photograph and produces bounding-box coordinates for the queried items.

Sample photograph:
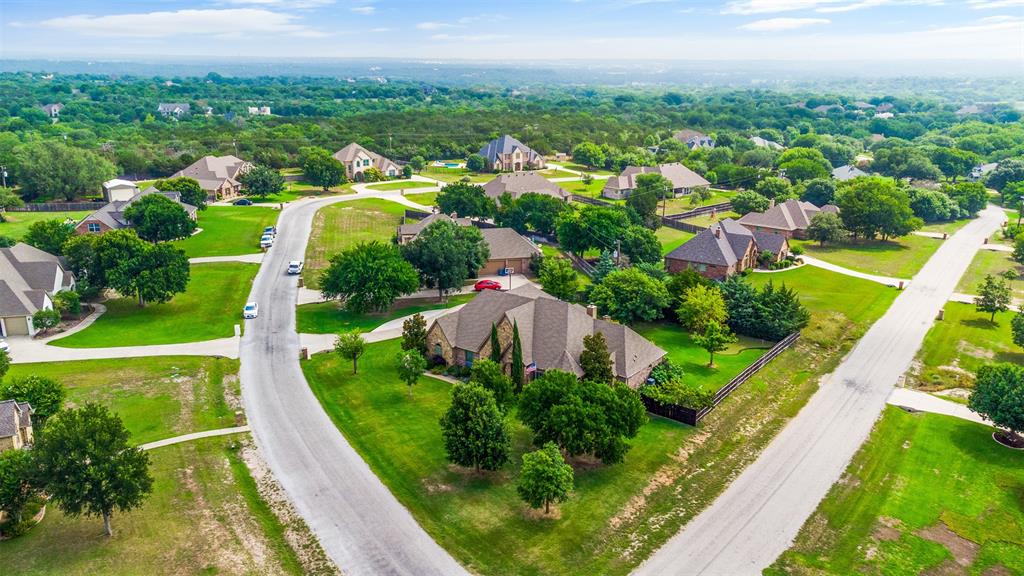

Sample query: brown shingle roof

[172,155,250,193]
[481,172,570,203]
[737,199,838,233]
[479,228,541,260]
[0,243,74,317]
[603,163,710,196]
[665,218,753,268]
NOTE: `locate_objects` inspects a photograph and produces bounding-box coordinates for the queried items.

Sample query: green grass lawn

[908,302,1024,391]
[172,205,279,257]
[422,168,493,184]
[560,178,612,201]
[296,294,473,334]
[302,198,406,289]
[364,180,437,192]
[656,226,695,255]
[768,407,1024,576]
[51,262,258,348]
[794,233,944,279]
[0,211,90,240]
[538,168,579,179]
[634,322,771,393]
[919,218,972,235]
[685,210,741,228]
[405,191,438,206]
[661,189,736,215]
[957,249,1024,298]
[539,243,591,287]
[558,163,616,176]
[748,266,900,328]
[280,179,355,199]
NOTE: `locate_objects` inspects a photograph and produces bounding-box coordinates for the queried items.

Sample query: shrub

[790,245,805,256]
[54,290,81,316]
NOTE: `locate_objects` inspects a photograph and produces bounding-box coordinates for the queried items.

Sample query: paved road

[635,205,1006,576]
[239,192,468,576]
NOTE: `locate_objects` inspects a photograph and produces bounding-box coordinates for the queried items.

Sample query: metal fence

[645,331,801,426]
[8,202,105,212]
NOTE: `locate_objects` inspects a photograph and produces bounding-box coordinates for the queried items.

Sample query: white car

[0,340,9,354]
[287,260,304,275]
[260,234,274,249]
[243,302,259,319]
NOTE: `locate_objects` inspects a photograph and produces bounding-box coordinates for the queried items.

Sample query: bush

[54,290,81,316]
[1004,224,1021,241]
[639,380,715,410]
[444,364,472,379]
[790,245,805,256]
[31,308,60,333]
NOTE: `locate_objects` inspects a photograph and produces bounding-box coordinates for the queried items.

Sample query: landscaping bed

[296,294,473,334]
[302,199,406,289]
[172,205,279,257]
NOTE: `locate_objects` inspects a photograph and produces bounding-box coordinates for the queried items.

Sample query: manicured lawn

[560,178,612,201]
[364,180,437,192]
[685,210,741,228]
[768,407,1024,576]
[661,189,736,215]
[405,191,438,206]
[559,163,616,176]
[281,179,355,199]
[656,226,695,255]
[172,205,279,257]
[919,218,971,235]
[957,249,1024,298]
[538,168,579,179]
[748,266,900,328]
[421,168,493,184]
[51,262,258,348]
[909,302,1024,391]
[794,233,944,279]
[634,322,771,393]
[0,210,90,240]
[296,294,473,334]
[302,198,406,289]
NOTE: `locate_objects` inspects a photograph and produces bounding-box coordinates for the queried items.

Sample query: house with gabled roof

[602,163,710,200]
[737,198,839,240]
[0,400,34,452]
[157,103,190,117]
[41,103,63,118]
[332,142,402,181]
[832,165,868,181]
[75,187,198,235]
[426,285,665,388]
[673,129,714,150]
[749,136,784,151]
[665,219,760,279]
[171,155,252,200]
[481,172,570,204]
[478,135,546,172]
[397,213,541,276]
[0,243,75,337]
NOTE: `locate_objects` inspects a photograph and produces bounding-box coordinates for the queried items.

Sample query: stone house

[0,400,33,452]
[477,135,546,172]
[332,143,402,181]
[397,214,541,276]
[75,188,198,235]
[664,218,787,280]
[171,155,252,201]
[0,243,76,337]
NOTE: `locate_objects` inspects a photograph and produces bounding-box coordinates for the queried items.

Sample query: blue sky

[1,0,1021,61]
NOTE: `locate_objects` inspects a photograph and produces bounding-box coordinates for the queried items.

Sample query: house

[852,101,875,110]
[749,136,784,151]
[0,243,75,337]
[75,188,198,235]
[673,129,714,150]
[738,198,839,240]
[832,165,868,181]
[248,106,272,116]
[102,178,140,202]
[873,112,894,119]
[478,135,546,172]
[397,213,541,276]
[332,143,402,181]
[396,212,472,245]
[969,162,998,182]
[426,285,666,388]
[812,104,844,114]
[665,219,760,279]
[482,172,571,204]
[171,155,252,200]
[157,103,190,117]
[0,400,33,452]
[602,163,710,200]
[41,103,63,118]
[875,103,895,113]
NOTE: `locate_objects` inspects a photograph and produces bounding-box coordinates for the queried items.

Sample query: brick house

[397,214,541,276]
[0,400,33,452]
[75,188,198,235]
[664,218,787,280]
[171,155,252,201]
[602,163,710,200]
[332,143,402,181]
[737,198,839,240]
[478,135,546,172]
[481,172,571,205]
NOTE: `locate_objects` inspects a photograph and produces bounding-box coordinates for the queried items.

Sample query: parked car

[243,302,259,319]
[263,225,277,237]
[260,234,274,248]
[287,260,304,275]
[474,279,502,291]
[0,340,9,354]
[233,198,253,206]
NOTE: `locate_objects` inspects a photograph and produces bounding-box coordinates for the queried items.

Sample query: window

[464,350,474,367]
[363,159,370,167]
[434,343,442,357]
[87,223,101,233]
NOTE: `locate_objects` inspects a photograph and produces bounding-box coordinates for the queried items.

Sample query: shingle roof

[665,218,754,268]
[832,165,868,181]
[737,199,838,233]
[479,228,542,260]
[673,129,707,142]
[0,243,73,317]
[603,163,710,195]
[0,399,31,439]
[172,155,250,193]
[79,188,197,231]
[332,143,401,174]
[477,135,543,164]
[481,172,570,203]
[397,213,472,238]
[751,229,788,256]
[158,103,190,113]
[749,136,784,150]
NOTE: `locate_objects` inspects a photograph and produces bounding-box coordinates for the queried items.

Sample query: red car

[474,279,502,292]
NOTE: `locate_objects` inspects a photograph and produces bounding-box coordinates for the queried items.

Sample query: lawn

[51,262,258,348]
[296,294,474,334]
[748,266,900,329]
[656,226,695,255]
[908,302,1024,391]
[685,210,741,228]
[302,198,406,289]
[919,218,972,235]
[634,322,771,393]
[794,233,944,279]
[171,205,279,257]
[538,167,579,179]
[539,243,591,287]
[405,191,438,206]
[767,407,1024,576]
[661,189,736,215]
[558,163,616,176]
[560,178,612,201]
[364,180,437,192]
[0,210,90,240]
[956,249,1024,298]
[421,167,493,184]
[280,179,355,199]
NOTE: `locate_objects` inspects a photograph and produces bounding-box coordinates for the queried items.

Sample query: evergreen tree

[580,332,614,384]
[592,250,617,283]
[511,321,525,393]
[489,323,502,363]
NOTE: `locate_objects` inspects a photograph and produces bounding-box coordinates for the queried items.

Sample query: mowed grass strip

[172,205,279,257]
[404,191,438,206]
[749,265,900,328]
[302,198,406,289]
[656,226,695,255]
[767,407,1024,576]
[0,211,90,240]
[956,248,1024,298]
[51,262,258,348]
[363,180,436,192]
[794,233,943,279]
[296,294,473,334]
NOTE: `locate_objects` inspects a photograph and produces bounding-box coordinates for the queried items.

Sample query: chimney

[769,198,776,208]
[586,304,597,319]
[450,212,458,219]
[714,226,721,239]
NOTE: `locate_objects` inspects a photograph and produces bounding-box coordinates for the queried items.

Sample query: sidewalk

[799,255,908,287]
[8,335,240,364]
[139,426,252,451]
[887,388,990,426]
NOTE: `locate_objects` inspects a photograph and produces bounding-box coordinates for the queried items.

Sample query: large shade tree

[969,363,1024,446]
[401,220,489,301]
[439,383,511,471]
[122,193,197,242]
[15,141,116,201]
[320,241,419,313]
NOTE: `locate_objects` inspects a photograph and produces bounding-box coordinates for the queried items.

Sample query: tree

[335,331,366,374]
[754,177,792,199]
[440,383,511,471]
[720,277,810,340]
[402,221,489,301]
[731,190,771,215]
[122,193,197,242]
[0,350,8,382]
[779,158,830,182]
[511,320,524,393]
[1015,238,1024,266]
[975,275,1012,323]
[34,403,153,536]
[436,182,495,218]
[519,193,569,235]
[152,176,207,210]
[0,450,38,525]
[470,358,515,413]
[15,141,116,201]
[517,442,574,514]
[986,158,1024,192]
[580,332,614,384]
[466,154,487,172]
[556,206,630,257]
[908,187,962,222]
[620,225,661,265]
[402,165,414,179]
[589,268,671,324]
[835,177,921,239]
[0,375,65,428]
[320,241,419,313]
[806,212,847,246]
[969,363,1024,444]
[676,284,727,334]
[572,142,605,169]
[931,148,980,182]
[630,173,672,227]
[23,218,74,255]
[409,156,426,172]
[402,313,429,357]
[592,250,617,283]
[799,178,837,206]
[300,147,347,192]
[943,182,989,217]
[538,257,579,301]
[395,350,427,397]
[489,324,502,363]
[1011,308,1024,350]
[109,241,189,307]
[31,308,60,333]
[240,164,284,199]
[0,187,25,211]
[694,322,738,367]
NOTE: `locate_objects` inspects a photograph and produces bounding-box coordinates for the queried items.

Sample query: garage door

[2,315,30,336]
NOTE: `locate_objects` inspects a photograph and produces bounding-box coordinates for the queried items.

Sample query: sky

[0,0,1022,63]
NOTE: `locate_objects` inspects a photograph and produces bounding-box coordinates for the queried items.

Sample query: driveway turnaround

[239,191,468,576]
[886,388,990,426]
[635,205,1005,576]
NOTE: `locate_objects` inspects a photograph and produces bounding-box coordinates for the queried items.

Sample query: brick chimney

[586,304,597,319]
[769,198,776,208]
[714,226,721,239]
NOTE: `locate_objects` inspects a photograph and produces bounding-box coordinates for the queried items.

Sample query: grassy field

[635,322,771,392]
[172,205,279,257]
[51,263,258,348]
[560,178,611,201]
[364,180,437,192]
[558,163,616,176]
[768,407,1024,576]
[421,167,493,184]
[296,294,473,334]
[0,211,90,240]
[302,198,406,289]
[908,302,1024,391]
[685,210,741,228]
[956,249,1024,298]
[538,167,579,179]
[662,189,736,214]
[656,226,695,255]
[795,233,943,279]
[919,218,972,235]
[749,266,900,327]
[280,179,355,200]
[405,191,438,206]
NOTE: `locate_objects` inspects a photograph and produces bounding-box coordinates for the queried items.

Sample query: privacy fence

[8,202,105,212]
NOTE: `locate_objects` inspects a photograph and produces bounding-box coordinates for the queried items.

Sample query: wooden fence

[8,202,105,212]
[660,217,708,234]
[573,195,615,207]
[663,201,733,221]
[644,331,801,426]
[565,252,596,278]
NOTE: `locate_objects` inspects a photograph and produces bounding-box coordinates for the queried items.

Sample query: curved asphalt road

[239,193,468,576]
[635,205,1006,576]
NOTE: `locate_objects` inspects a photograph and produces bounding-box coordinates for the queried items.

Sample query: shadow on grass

[960,317,1002,330]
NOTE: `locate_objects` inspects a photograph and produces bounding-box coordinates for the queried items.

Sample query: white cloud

[723,0,943,13]
[37,8,326,38]
[967,0,1024,7]
[430,33,510,42]
[351,5,375,15]
[219,0,335,8]
[922,14,1023,33]
[416,21,456,30]
[738,17,831,30]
